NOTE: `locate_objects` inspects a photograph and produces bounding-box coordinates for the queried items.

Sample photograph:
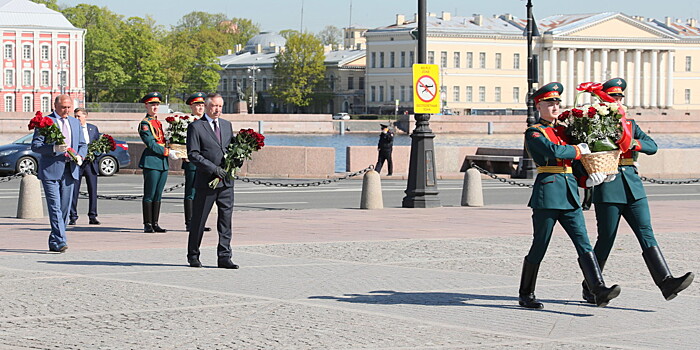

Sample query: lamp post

[514,0,538,179]
[247,65,261,114]
[55,59,69,95]
[402,0,441,208]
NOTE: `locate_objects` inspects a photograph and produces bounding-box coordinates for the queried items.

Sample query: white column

[567,48,575,106]
[667,50,674,108]
[549,48,558,83]
[651,50,658,108]
[617,49,625,77]
[633,49,642,108]
[583,49,592,104]
[600,49,609,81]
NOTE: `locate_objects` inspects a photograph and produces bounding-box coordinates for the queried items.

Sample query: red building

[1,0,85,113]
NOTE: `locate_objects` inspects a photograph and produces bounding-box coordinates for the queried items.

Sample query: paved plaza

[1,201,699,349]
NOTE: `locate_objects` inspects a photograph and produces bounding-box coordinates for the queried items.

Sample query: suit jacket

[525,119,584,210]
[186,115,234,189]
[378,131,394,151]
[31,112,87,181]
[592,119,658,204]
[83,123,101,174]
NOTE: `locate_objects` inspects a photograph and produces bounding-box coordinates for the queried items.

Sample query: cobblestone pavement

[1,202,699,349]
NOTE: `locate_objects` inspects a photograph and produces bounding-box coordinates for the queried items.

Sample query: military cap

[602,78,626,97]
[533,82,563,104]
[186,92,206,105]
[380,124,389,128]
[141,92,163,104]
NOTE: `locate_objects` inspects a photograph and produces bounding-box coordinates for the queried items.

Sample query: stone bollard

[360,169,383,209]
[461,167,484,207]
[17,173,44,218]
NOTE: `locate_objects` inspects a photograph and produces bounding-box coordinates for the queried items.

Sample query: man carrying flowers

[579,78,694,303]
[518,82,621,309]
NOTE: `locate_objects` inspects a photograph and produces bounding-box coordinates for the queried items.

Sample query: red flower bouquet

[85,134,117,162]
[28,111,80,163]
[209,128,265,189]
[164,115,196,145]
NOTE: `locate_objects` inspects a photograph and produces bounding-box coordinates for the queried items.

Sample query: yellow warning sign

[413,64,440,114]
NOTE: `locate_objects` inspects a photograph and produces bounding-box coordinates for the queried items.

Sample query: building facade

[1,0,85,113]
[364,11,700,115]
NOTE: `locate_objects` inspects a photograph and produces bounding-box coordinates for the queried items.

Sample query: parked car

[332,112,350,120]
[0,133,131,176]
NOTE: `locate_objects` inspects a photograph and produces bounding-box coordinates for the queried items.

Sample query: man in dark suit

[69,108,100,225]
[31,95,87,252]
[375,123,394,176]
[186,93,238,269]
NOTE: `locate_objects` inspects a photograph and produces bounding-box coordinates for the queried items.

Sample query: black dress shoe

[152,224,167,233]
[188,257,202,268]
[49,245,68,253]
[144,224,154,233]
[68,219,76,225]
[217,259,239,269]
[89,218,101,225]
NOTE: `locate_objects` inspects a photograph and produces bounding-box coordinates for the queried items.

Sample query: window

[59,46,68,60]
[371,52,376,68]
[495,53,502,69]
[41,71,49,86]
[22,70,31,86]
[379,86,384,101]
[41,96,50,112]
[4,44,12,59]
[453,86,460,102]
[222,78,228,91]
[408,85,413,101]
[59,71,67,87]
[390,52,395,68]
[400,86,406,102]
[466,86,473,102]
[5,69,13,85]
[370,86,376,102]
[347,76,354,90]
[41,45,50,60]
[513,87,520,103]
[262,78,267,91]
[242,79,247,89]
[466,52,473,68]
[513,53,520,69]
[495,87,501,102]
[409,51,415,65]
[479,52,486,69]
[5,95,14,112]
[685,89,691,104]
[440,51,447,68]
[23,95,32,112]
[479,86,486,102]
[380,52,385,68]
[686,56,692,72]
[454,52,461,68]
[427,51,434,64]
[22,45,31,60]
[389,86,395,101]
[400,51,406,67]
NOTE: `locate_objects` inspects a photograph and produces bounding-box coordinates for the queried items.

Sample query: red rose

[43,117,53,127]
[38,118,48,128]
[587,106,597,118]
[35,111,43,118]
[571,108,583,118]
[180,115,189,120]
[165,116,175,123]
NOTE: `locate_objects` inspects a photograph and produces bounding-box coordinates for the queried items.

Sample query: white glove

[168,150,180,160]
[76,156,83,166]
[54,144,68,153]
[586,173,606,187]
[604,174,616,182]
[577,143,591,155]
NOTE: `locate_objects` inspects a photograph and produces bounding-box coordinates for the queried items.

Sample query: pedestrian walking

[518,82,620,309]
[375,123,394,176]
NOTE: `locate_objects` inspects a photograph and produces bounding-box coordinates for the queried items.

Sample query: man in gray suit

[185,93,238,269]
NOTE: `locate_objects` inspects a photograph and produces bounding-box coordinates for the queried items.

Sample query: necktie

[213,120,221,142]
[60,118,71,146]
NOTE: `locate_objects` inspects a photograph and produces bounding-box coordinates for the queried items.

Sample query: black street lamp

[402,0,441,208]
[514,0,539,179]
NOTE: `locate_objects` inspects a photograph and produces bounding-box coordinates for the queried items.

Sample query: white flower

[595,104,610,116]
[608,103,619,112]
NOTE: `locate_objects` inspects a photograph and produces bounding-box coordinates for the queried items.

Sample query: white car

[332,113,350,120]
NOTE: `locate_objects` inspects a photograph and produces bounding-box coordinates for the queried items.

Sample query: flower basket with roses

[28,111,80,163]
[164,115,197,157]
[558,82,634,175]
[85,134,117,162]
[209,129,265,189]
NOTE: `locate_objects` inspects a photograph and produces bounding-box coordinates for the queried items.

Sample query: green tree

[119,16,168,102]
[30,0,59,11]
[318,25,343,50]
[270,32,327,111]
[278,29,300,40]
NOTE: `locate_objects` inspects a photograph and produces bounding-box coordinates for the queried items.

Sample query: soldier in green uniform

[580,78,694,303]
[139,92,180,233]
[518,82,621,309]
[183,92,210,232]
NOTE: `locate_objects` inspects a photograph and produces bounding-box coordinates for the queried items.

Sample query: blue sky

[58,0,700,33]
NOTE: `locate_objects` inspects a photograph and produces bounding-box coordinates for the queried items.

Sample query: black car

[0,133,131,176]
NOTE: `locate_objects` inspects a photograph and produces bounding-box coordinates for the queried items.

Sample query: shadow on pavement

[38,260,185,268]
[0,249,55,254]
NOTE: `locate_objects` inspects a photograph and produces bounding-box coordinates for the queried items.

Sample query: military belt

[619,158,635,166]
[537,166,572,174]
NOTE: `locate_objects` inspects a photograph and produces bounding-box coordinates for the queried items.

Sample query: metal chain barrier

[640,176,700,185]
[469,162,533,188]
[0,171,28,183]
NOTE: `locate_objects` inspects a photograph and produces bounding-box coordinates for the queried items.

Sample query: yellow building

[365,12,700,115]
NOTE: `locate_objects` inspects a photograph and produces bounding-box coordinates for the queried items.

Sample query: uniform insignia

[142,125,149,131]
[552,85,559,90]
[532,132,541,138]
[616,79,622,86]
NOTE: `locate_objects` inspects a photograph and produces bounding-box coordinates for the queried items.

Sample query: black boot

[642,246,694,301]
[184,199,192,231]
[142,202,154,233]
[518,258,544,309]
[151,201,167,233]
[579,251,620,307]
[582,259,606,304]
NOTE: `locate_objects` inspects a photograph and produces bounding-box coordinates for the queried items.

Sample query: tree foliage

[30,0,59,11]
[318,25,343,49]
[270,32,327,111]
